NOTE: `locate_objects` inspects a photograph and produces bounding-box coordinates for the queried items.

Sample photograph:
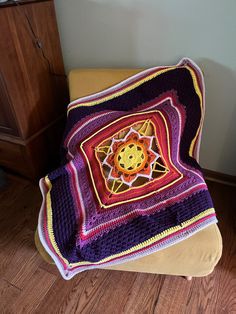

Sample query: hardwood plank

[5,250,42,290]
[36,270,101,314]
[122,273,165,314]
[74,270,138,314]
[1,227,39,288]
[55,270,109,314]
[0,227,31,278]
[153,275,193,314]
[39,260,60,276]
[91,270,138,314]
[37,269,164,314]
[48,270,116,314]
[0,279,21,314]
[185,273,219,314]
[0,177,42,286]
[11,268,56,313]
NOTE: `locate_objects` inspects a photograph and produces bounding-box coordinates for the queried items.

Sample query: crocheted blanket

[38,58,217,279]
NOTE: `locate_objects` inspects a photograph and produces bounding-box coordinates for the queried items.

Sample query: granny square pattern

[38,58,217,279]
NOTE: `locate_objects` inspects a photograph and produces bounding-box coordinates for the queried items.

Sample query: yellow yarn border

[44,176,69,265]
[185,65,203,156]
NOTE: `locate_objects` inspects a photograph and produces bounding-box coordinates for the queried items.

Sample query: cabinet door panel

[0,71,18,136]
[0,2,68,139]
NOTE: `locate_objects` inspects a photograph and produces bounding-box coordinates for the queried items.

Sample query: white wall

[54,0,236,175]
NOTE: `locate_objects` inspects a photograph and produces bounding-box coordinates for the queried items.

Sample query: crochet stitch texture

[38,58,217,279]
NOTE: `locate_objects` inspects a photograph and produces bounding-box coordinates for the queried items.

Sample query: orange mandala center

[114,140,148,175]
[95,121,169,192]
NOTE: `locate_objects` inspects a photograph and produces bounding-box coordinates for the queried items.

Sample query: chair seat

[36,68,222,277]
[35,223,222,277]
[102,224,222,276]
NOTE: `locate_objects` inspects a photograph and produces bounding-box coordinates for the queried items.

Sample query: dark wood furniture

[0,0,68,179]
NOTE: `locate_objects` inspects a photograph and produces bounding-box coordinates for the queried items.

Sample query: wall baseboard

[202,168,236,187]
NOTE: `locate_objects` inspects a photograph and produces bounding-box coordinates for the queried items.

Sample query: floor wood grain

[0,175,235,314]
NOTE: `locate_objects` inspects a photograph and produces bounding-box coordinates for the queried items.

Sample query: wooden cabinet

[0,0,68,179]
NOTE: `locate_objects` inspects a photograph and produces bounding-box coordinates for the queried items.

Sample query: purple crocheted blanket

[38,58,217,279]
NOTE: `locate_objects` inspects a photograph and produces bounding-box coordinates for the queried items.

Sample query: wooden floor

[0,175,235,314]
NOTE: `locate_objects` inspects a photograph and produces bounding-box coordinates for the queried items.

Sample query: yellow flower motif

[116,143,146,174]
